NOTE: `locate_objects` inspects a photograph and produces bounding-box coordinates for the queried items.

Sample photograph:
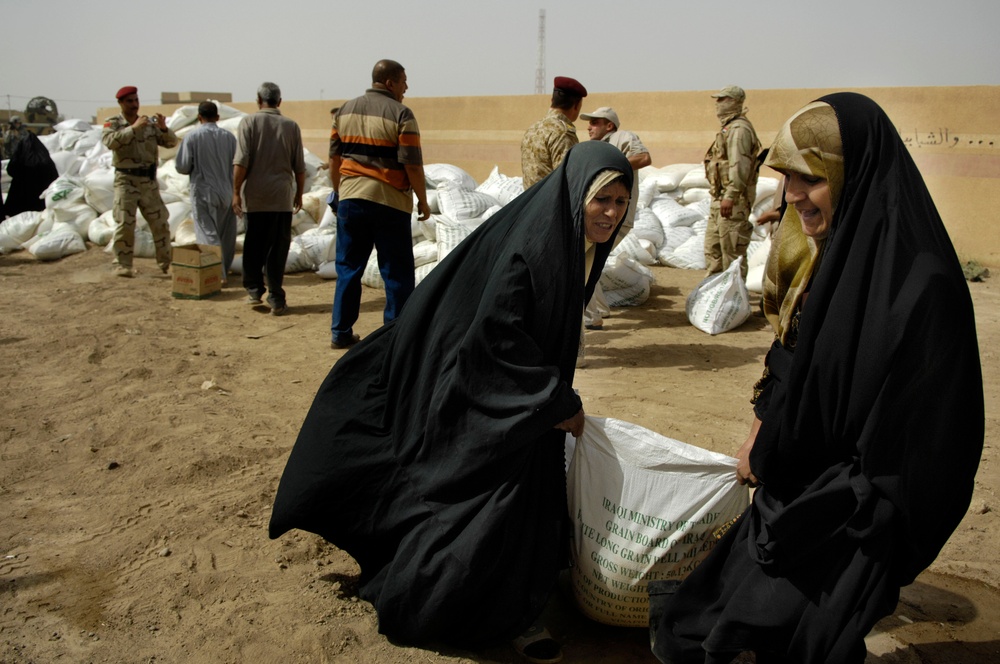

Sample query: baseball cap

[579,107,620,129]
[553,76,588,98]
[711,85,745,102]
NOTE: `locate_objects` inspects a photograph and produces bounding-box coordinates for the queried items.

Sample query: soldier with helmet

[101,85,177,277]
[703,85,761,280]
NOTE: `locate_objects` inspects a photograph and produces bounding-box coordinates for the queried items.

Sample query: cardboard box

[171,244,223,299]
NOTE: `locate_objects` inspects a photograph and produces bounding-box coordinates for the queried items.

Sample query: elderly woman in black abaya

[649,93,984,663]
[270,141,632,662]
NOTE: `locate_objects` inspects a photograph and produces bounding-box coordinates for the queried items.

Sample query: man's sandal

[512,623,563,664]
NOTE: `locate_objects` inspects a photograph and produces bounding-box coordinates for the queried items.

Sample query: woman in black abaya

[648,93,984,663]
[4,132,58,219]
[270,141,632,657]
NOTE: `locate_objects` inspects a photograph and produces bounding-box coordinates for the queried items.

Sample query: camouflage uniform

[520,108,579,189]
[703,114,760,279]
[101,115,178,271]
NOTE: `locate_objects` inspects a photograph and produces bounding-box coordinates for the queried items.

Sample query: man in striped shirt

[329,59,430,349]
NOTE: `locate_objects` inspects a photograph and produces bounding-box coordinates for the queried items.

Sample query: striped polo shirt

[330,88,423,214]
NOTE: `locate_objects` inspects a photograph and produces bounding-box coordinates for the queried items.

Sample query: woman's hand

[736,416,762,487]
[556,409,585,438]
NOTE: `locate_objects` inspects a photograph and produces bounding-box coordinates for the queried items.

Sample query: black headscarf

[270,141,632,646]
[4,132,58,218]
[650,93,983,663]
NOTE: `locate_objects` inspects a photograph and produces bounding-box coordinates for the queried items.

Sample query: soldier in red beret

[101,86,178,277]
[520,76,588,189]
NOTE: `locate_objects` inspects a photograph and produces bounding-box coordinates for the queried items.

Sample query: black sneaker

[331,334,360,349]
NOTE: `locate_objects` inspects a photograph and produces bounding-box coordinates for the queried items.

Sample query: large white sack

[417,212,446,242]
[566,416,749,627]
[610,234,657,266]
[165,106,199,131]
[631,207,665,248]
[57,129,85,152]
[54,119,94,133]
[686,198,711,221]
[83,169,116,213]
[301,190,329,223]
[173,218,197,246]
[754,176,780,207]
[658,226,696,263]
[686,257,751,334]
[475,166,523,205]
[52,201,97,237]
[423,163,477,191]
[663,234,706,271]
[319,203,337,229]
[89,211,115,246]
[746,263,765,294]
[102,227,155,257]
[639,163,699,192]
[412,239,437,268]
[415,260,437,285]
[216,116,244,135]
[25,227,86,261]
[71,128,102,156]
[156,160,189,196]
[746,234,772,269]
[681,187,712,205]
[77,140,112,178]
[165,201,192,237]
[601,254,655,307]
[316,260,337,279]
[436,216,483,262]
[284,243,312,273]
[425,189,441,215]
[0,211,45,252]
[37,133,61,152]
[293,229,336,268]
[650,196,701,230]
[636,178,658,209]
[679,164,709,190]
[43,175,87,209]
[482,204,502,221]
[437,182,498,221]
[360,251,385,289]
[303,149,330,192]
[49,150,83,176]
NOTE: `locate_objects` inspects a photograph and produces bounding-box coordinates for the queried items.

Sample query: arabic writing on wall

[901,128,997,149]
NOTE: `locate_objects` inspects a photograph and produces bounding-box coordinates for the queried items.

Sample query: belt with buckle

[116,165,157,179]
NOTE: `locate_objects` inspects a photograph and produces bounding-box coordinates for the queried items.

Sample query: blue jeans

[331,198,415,342]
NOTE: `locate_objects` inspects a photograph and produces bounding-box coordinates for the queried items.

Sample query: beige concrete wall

[100,86,1000,265]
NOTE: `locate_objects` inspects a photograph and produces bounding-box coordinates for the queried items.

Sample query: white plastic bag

[685,256,751,334]
[566,416,749,627]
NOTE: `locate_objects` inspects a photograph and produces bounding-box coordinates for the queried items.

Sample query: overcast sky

[2,0,998,121]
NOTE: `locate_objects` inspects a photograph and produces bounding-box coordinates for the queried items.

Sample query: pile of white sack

[1,111,778,305]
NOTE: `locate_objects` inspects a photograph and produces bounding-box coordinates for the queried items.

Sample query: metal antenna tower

[534,9,546,94]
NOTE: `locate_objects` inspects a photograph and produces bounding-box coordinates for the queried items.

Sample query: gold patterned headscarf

[761,102,844,343]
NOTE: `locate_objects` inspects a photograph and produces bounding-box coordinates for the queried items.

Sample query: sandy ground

[1,247,998,664]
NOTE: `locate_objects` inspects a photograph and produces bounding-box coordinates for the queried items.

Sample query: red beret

[553,76,587,98]
[116,86,138,100]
